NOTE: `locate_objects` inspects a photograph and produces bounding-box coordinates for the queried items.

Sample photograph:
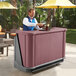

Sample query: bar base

[14,58,64,72]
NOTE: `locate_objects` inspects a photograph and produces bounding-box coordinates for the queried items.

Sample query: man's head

[28,8,35,18]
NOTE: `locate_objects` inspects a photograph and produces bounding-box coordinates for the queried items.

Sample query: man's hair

[28,8,35,13]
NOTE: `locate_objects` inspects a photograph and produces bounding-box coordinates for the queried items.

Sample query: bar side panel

[35,32,64,66]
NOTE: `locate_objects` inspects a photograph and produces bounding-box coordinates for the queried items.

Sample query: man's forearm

[35,25,42,30]
[25,22,37,26]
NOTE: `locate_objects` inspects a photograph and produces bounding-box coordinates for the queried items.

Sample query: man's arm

[23,18,37,26]
[23,17,44,27]
[34,18,43,30]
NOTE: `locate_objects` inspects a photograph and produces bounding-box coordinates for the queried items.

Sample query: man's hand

[36,23,44,27]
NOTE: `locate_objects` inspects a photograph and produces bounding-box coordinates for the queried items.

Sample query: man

[23,8,44,31]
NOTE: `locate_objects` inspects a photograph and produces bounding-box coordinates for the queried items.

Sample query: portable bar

[14,27,67,72]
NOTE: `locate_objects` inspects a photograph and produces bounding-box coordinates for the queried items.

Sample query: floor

[0,43,76,76]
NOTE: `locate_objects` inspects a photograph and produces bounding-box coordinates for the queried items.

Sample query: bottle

[46,26,48,31]
[45,24,49,31]
[7,33,9,39]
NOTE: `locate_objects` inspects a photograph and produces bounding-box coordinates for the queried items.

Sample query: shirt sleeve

[23,18,37,26]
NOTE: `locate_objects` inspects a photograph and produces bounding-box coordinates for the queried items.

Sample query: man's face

[29,10,35,18]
